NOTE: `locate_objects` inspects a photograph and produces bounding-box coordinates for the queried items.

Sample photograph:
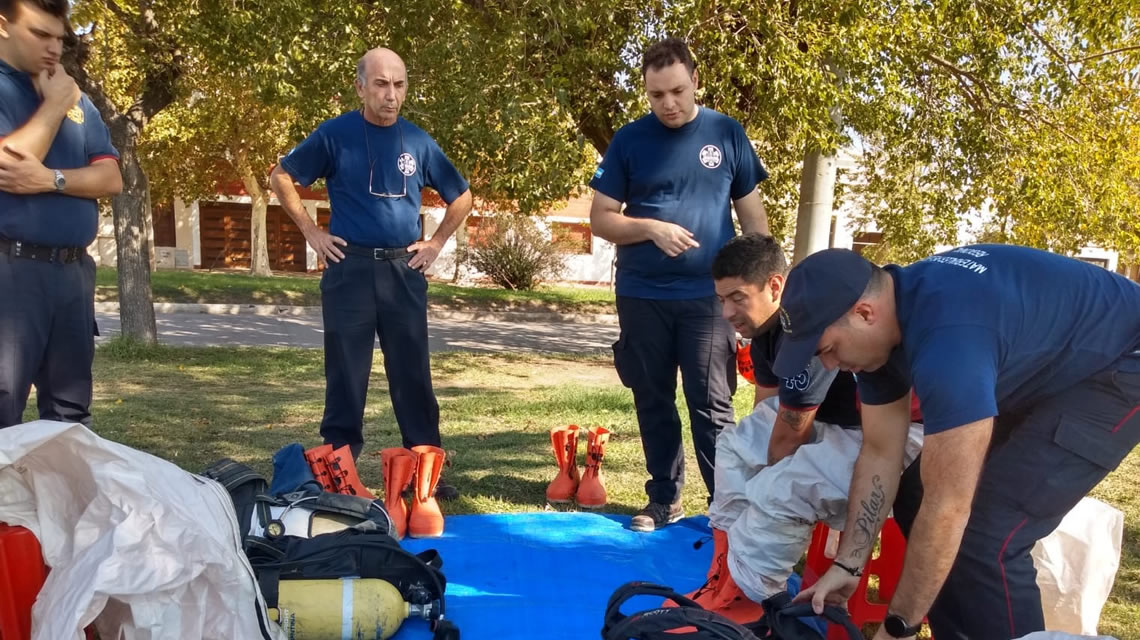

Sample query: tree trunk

[109,119,158,343]
[792,148,838,264]
[241,160,271,276]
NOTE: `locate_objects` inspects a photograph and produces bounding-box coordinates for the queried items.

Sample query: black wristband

[833,560,863,577]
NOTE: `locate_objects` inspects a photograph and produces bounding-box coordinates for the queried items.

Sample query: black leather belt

[0,236,83,263]
[341,244,412,260]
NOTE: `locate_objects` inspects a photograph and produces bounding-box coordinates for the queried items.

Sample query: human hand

[304,228,347,264]
[648,220,699,257]
[791,564,861,614]
[406,238,443,271]
[37,64,80,109]
[0,145,53,194]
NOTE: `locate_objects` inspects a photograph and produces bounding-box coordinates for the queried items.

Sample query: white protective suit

[0,420,286,640]
[710,396,924,604]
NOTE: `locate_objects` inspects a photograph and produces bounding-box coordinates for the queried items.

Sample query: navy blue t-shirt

[0,59,119,247]
[589,107,768,299]
[752,326,861,428]
[280,111,469,248]
[857,245,1140,434]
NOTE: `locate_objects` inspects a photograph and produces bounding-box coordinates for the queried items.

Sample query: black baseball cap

[772,249,873,378]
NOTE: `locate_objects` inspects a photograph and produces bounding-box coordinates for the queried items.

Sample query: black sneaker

[630,501,684,532]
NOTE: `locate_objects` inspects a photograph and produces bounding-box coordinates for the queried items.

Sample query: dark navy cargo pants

[0,252,97,428]
[318,250,440,452]
[893,350,1140,640]
[613,295,737,505]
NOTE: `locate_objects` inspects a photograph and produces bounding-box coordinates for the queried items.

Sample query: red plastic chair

[0,524,94,640]
[802,518,929,639]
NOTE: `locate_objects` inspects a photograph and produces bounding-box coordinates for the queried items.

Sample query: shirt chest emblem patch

[699,144,722,169]
[66,104,85,124]
[397,152,417,176]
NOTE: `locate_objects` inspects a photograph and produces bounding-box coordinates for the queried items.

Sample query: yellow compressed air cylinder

[273,578,410,640]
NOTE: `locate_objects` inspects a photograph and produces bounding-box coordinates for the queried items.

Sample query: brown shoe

[630,501,683,532]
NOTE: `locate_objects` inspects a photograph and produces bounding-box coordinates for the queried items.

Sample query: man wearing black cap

[782,245,1140,640]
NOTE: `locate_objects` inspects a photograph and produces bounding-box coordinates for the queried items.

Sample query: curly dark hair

[641,37,695,77]
[712,233,788,284]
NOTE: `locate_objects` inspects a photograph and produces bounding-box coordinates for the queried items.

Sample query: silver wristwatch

[53,170,66,192]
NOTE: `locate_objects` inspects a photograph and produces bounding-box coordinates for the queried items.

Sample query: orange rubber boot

[704,565,765,625]
[324,445,373,497]
[408,445,446,538]
[545,425,581,504]
[575,426,610,509]
[380,448,418,539]
[684,528,730,608]
[303,444,336,492]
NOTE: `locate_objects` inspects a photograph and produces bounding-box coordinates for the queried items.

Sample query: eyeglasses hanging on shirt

[363,110,408,199]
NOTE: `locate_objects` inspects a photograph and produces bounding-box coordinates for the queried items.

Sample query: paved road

[95,311,618,354]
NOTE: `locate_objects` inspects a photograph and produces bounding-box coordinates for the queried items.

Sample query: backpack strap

[770,603,861,640]
[602,581,758,640]
[751,592,862,640]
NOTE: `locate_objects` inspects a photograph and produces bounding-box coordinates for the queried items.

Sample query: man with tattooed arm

[676,233,923,624]
[775,245,1140,640]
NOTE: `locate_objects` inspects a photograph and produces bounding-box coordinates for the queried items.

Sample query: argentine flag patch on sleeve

[593,167,605,179]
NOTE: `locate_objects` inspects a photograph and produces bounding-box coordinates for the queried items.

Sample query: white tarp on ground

[0,420,285,640]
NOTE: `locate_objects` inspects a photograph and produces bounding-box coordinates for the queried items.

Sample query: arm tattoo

[778,408,812,431]
[851,475,887,555]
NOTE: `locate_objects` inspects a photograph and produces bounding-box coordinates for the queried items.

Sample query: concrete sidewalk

[94,301,619,325]
[94,308,619,354]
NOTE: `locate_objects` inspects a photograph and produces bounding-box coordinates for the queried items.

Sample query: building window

[852,231,882,256]
[552,222,592,254]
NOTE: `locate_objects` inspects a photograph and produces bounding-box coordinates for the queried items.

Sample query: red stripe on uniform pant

[999,516,1029,638]
[1112,406,1140,433]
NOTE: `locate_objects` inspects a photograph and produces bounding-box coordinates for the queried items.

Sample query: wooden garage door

[198,201,251,270]
[198,202,311,272]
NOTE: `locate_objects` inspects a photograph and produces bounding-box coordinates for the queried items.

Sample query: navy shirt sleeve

[279,127,333,187]
[81,96,118,162]
[0,90,14,134]
[909,326,1001,434]
[588,131,628,202]
[855,349,912,407]
[751,339,779,388]
[422,137,469,204]
[779,357,839,410]
[728,122,768,200]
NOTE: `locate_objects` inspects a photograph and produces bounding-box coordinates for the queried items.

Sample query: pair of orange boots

[379,446,447,539]
[303,444,372,497]
[546,425,610,508]
[673,528,765,624]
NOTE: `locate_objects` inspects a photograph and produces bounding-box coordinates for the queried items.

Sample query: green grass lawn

[94,267,616,313]
[23,342,1140,638]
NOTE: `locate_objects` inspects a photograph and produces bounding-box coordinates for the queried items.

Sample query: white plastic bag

[1031,496,1124,635]
[0,420,285,640]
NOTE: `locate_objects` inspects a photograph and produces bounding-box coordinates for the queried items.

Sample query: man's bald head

[355,47,408,126]
[356,47,405,85]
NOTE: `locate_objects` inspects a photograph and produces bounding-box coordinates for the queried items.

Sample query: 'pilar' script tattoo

[852,474,886,554]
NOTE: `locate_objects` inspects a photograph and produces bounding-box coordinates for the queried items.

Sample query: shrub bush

[459,215,569,290]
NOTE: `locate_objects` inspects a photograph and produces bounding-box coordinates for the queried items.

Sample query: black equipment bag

[748,591,862,640]
[601,582,863,640]
[602,581,761,640]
